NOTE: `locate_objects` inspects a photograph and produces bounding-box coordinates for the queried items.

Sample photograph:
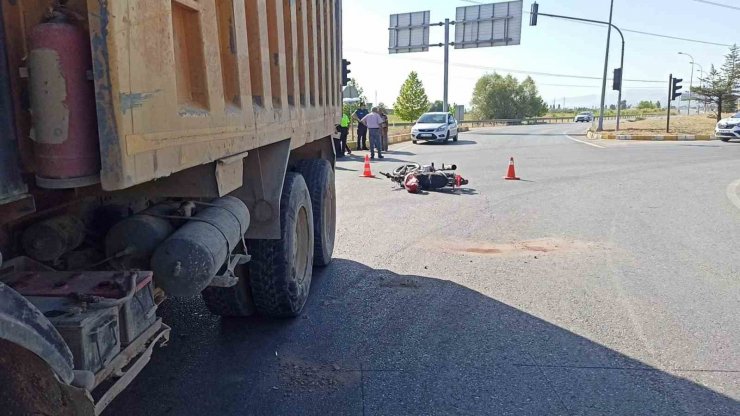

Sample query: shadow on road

[385,150,416,156]
[336,156,414,164]
[107,260,739,416]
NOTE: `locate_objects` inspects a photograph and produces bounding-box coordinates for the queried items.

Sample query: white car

[715,112,740,142]
[411,112,459,144]
[574,112,594,123]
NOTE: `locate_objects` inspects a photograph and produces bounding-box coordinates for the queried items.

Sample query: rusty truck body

[0,0,342,413]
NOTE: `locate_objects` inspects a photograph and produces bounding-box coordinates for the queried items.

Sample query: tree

[518,77,549,118]
[721,44,740,85]
[694,65,736,121]
[694,45,740,120]
[394,71,430,121]
[609,104,617,111]
[637,100,656,110]
[471,73,548,119]
[655,101,661,109]
[429,100,457,115]
[721,44,740,113]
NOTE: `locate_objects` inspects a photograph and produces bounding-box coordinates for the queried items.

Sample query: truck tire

[201,263,255,317]
[247,172,314,317]
[294,159,336,266]
[0,340,95,416]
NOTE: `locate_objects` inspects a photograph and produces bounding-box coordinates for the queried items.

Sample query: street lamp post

[678,52,694,115]
[694,63,704,114]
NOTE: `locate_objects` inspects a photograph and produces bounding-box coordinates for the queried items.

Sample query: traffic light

[671,77,683,101]
[612,68,622,91]
[341,59,351,86]
[530,2,539,26]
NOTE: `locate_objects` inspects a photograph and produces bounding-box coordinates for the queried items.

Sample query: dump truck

[0,0,342,413]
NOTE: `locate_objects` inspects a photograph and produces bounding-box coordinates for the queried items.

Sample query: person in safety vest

[339,113,351,156]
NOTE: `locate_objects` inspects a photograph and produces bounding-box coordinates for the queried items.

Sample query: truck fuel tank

[151,197,250,297]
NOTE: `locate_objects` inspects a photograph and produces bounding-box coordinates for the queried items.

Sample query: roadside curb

[587,131,716,141]
[347,126,470,147]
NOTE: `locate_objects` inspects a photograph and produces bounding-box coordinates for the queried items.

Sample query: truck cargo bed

[2,0,341,190]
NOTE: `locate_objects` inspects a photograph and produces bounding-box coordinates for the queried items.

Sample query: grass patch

[598,115,720,135]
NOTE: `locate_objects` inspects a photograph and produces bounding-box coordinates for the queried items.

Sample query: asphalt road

[108,124,740,416]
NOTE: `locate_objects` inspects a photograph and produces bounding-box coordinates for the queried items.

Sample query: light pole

[678,52,694,115]
[694,62,704,114]
[443,18,450,113]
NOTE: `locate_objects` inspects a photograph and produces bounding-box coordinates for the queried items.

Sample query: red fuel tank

[28,15,100,189]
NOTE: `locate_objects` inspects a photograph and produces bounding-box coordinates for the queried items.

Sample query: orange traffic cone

[503,157,520,180]
[360,154,375,178]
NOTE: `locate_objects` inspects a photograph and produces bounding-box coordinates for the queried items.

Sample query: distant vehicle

[411,112,459,144]
[574,112,594,123]
[715,112,740,142]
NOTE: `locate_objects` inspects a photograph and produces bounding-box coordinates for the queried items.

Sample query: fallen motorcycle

[380,163,469,193]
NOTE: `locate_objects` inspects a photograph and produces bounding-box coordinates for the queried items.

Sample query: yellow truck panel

[86,0,341,190]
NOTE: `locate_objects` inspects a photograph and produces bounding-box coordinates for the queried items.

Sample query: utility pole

[597,0,615,131]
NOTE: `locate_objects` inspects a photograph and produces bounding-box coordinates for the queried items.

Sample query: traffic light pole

[531,8,625,132]
[615,38,625,131]
[667,74,672,134]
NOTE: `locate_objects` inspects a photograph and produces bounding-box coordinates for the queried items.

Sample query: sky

[341,0,738,109]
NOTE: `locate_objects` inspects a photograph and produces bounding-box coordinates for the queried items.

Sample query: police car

[715,112,740,142]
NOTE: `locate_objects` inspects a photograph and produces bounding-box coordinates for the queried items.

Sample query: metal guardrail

[386,116,635,128]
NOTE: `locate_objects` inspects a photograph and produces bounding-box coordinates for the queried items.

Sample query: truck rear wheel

[294,159,336,266]
[247,172,314,317]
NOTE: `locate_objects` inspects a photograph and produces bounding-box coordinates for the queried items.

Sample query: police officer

[352,103,369,151]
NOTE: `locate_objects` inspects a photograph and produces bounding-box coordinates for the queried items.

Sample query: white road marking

[564,133,605,148]
[727,178,740,211]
